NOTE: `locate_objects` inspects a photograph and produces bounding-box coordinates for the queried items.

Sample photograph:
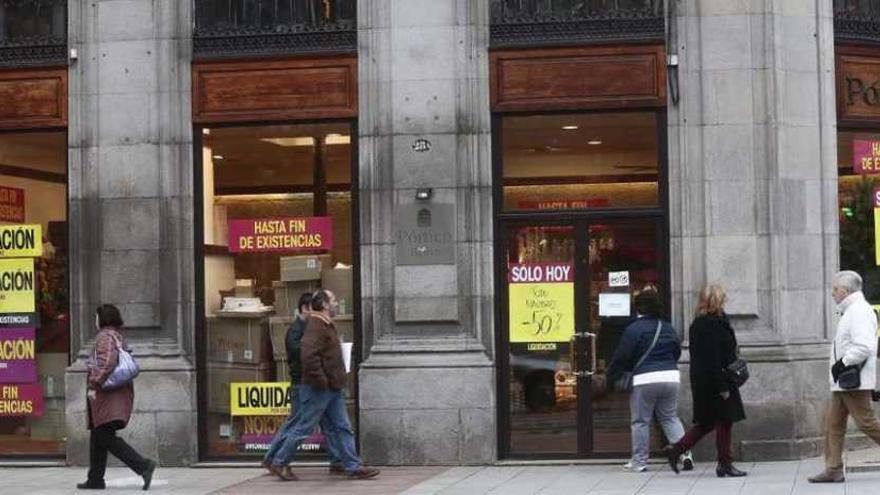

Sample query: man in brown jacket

[266,289,379,481]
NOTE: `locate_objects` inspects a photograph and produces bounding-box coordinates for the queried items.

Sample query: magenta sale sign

[228,217,333,254]
[0,327,36,383]
[853,140,880,174]
[0,383,43,417]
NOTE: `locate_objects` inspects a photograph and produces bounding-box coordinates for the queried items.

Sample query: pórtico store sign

[838,52,880,123]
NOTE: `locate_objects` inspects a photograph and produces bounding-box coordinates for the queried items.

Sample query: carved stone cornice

[489,1,664,48]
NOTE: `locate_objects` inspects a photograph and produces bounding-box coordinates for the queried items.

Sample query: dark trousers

[88,420,149,482]
[676,421,733,463]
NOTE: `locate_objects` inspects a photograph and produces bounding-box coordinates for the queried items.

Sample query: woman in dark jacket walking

[663,285,747,477]
[77,305,156,490]
[607,286,692,472]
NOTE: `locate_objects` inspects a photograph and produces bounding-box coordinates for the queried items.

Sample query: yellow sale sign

[875,207,880,266]
[0,258,35,314]
[0,224,42,258]
[508,264,575,343]
[230,382,291,416]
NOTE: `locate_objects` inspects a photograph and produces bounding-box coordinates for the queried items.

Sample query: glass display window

[501,112,660,212]
[198,122,356,458]
[0,130,69,456]
[838,130,880,304]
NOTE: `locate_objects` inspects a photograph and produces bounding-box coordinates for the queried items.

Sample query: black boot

[716,461,747,477]
[76,480,106,490]
[662,444,683,474]
[142,460,157,490]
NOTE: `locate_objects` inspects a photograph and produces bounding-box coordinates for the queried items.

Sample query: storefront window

[0,130,68,456]
[838,130,880,303]
[502,112,659,211]
[199,123,355,458]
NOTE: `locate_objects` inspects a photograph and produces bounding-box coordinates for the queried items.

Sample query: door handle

[572,331,597,377]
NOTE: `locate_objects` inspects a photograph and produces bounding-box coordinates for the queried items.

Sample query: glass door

[586,218,664,455]
[502,224,580,456]
[500,217,664,457]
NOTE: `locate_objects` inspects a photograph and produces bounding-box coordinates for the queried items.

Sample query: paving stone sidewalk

[6,447,880,494]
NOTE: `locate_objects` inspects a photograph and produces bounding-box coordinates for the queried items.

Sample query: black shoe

[142,460,157,490]
[76,481,105,490]
[716,462,747,477]
[662,445,681,474]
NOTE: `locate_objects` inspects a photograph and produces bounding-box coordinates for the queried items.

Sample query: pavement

[7,448,880,494]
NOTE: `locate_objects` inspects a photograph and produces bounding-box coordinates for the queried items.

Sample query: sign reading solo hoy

[508,264,573,283]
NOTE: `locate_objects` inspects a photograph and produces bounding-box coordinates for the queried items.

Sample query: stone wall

[669,0,840,459]
[65,0,197,466]
[357,0,496,465]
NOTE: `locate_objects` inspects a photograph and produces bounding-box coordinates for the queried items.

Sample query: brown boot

[268,464,299,481]
[347,467,380,480]
[329,464,346,475]
[807,470,844,483]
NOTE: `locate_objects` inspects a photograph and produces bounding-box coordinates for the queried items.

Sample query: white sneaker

[680,450,694,471]
[623,461,647,472]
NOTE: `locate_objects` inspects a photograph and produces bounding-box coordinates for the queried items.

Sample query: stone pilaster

[669,0,839,459]
[65,0,196,466]
[357,0,495,464]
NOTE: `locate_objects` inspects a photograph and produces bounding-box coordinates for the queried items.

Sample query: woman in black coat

[663,284,747,477]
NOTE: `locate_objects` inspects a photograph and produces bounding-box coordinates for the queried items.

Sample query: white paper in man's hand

[341,342,353,373]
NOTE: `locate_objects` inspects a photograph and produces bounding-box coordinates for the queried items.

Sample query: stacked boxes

[269,316,295,382]
[206,312,272,415]
[207,362,272,414]
[272,280,319,317]
[321,266,353,315]
[280,254,332,282]
[206,314,272,365]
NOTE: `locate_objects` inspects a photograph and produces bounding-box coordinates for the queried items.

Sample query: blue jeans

[263,384,343,466]
[629,381,685,468]
[270,384,362,471]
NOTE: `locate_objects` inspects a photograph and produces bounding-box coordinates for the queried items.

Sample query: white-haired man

[809,271,880,483]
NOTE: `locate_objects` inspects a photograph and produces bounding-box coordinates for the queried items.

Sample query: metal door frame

[493,109,669,459]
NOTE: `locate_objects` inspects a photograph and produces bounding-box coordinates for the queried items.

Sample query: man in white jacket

[809,271,880,483]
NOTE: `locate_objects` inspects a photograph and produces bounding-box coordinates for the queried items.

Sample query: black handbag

[724,358,749,388]
[834,342,865,390]
[613,321,662,393]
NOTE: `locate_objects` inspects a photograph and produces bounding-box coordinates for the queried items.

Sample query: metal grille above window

[835,0,880,43]
[193,0,356,59]
[0,0,67,68]
[489,0,665,48]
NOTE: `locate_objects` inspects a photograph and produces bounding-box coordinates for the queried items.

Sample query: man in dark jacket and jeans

[267,289,379,481]
[263,292,344,474]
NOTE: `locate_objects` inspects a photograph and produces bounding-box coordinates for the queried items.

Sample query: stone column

[65,0,196,465]
[670,0,839,459]
[357,0,496,464]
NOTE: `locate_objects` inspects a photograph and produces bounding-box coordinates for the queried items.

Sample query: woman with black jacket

[663,284,747,477]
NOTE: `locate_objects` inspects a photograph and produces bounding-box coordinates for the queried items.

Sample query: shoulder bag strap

[633,320,663,371]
